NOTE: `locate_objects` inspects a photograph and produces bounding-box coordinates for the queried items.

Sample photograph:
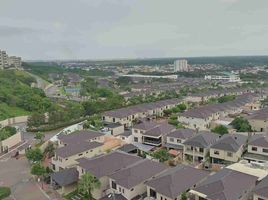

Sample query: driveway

[0,157,48,200]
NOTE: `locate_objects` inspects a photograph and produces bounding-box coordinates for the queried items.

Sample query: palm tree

[78,172,101,199]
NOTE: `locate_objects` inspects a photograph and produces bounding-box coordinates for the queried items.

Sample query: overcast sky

[1,0,268,60]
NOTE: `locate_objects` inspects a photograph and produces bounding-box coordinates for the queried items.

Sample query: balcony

[143,136,162,146]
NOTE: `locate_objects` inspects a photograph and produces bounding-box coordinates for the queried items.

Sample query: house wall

[248,144,268,157]
[146,186,178,200]
[178,116,211,131]
[210,147,244,163]
[52,145,103,171]
[109,178,146,200]
[0,132,22,152]
[118,135,133,144]
[110,126,124,136]
[249,119,268,132]
[167,136,186,146]
[183,144,208,163]
[253,194,268,200]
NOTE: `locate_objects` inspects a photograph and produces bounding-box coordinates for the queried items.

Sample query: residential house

[51,130,105,171]
[102,99,180,127]
[244,133,268,164]
[76,151,142,199]
[189,168,258,200]
[117,130,133,144]
[178,94,257,130]
[165,128,196,150]
[253,175,268,200]
[108,159,167,200]
[248,108,268,132]
[50,167,79,195]
[132,120,176,147]
[183,131,219,163]
[145,165,209,200]
[105,123,125,136]
[210,134,248,164]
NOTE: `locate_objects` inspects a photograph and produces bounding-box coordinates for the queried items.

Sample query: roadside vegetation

[0,126,17,141]
[211,125,229,135]
[230,117,252,132]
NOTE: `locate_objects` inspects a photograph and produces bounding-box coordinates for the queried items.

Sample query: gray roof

[183,131,220,148]
[105,122,123,128]
[249,107,268,120]
[119,130,132,137]
[249,133,268,148]
[109,159,167,189]
[56,141,102,158]
[77,151,142,178]
[58,130,104,145]
[253,175,268,198]
[133,120,159,130]
[144,123,175,137]
[180,94,256,119]
[117,144,138,153]
[146,165,209,199]
[210,134,248,152]
[51,168,78,186]
[103,99,179,118]
[167,128,196,139]
[193,168,258,200]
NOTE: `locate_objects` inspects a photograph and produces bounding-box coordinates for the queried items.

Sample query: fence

[0,116,29,127]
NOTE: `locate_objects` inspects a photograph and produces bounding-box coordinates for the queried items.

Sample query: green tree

[231,117,252,132]
[177,103,187,111]
[44,143,55,158]
[35,132,45,143]
[31,163,46,188]
[180,192,187,200]
[26,148,43,162]
[211,125,228,135]
[27,112,46,127]
[150,149,171,162]
[78,172,101,199]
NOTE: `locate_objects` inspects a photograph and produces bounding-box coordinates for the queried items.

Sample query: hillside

[0,70,52,120]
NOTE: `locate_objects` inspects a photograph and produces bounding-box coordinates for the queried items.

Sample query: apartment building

[210,134,248,164]
[189,168,258,200]
[108,159,167,200]
[248,108,268,132]
[8,56,22,69]
[0,50,8,69]
[243,133,268,164]
[145,165,209,200]
[132,120,175,147]
[165,128,195,150]
[183,131,219,163]
[77,151,142,199]
[52,130,105,171]
[102,99,180,127]
[174,59,188,72]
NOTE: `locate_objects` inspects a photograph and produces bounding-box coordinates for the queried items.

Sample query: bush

[231,117,252,132]
[211,125,228,135]
[0,187,11,199]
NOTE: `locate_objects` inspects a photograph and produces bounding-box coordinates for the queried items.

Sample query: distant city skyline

[1,0,268,60]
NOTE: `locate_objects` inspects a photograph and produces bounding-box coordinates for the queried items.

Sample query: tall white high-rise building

[174,59,188,72]
[0,50,9,69]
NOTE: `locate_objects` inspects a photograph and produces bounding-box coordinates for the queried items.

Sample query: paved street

[0,157,48,200]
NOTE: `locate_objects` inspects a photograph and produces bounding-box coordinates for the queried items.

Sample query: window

[78,153,83,156]
[119,187,121,192]
[111,181,117,189]
[199,148,204,153]
[251,147,257,151]
[113,118,115,122]
[122,189,124,194]
[169,138,174,142]
[227,152,233,157]
[134,130,138,133]
[177,139,181,143]
[134,137,138,142]
[258,198,265,200]
[263,148,268,153]
[214,150,220,155]
[65,158,68,161]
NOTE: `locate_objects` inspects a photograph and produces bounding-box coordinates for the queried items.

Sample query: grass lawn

[64,190,90,200]
[0,103,30,121]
